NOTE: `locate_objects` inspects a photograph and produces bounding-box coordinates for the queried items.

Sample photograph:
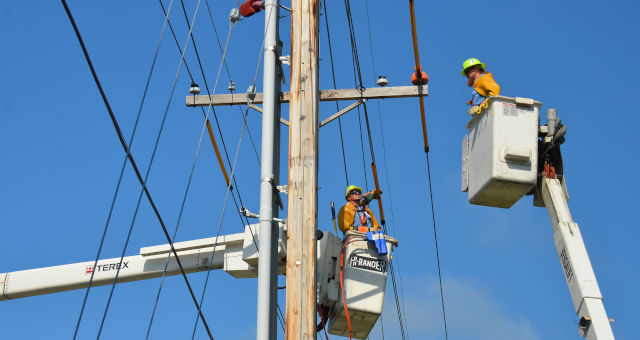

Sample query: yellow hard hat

[462,58,486,76]
[345,185,362,199]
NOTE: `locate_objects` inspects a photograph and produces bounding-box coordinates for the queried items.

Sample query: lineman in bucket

[337,185,381,235]
[462,58,501,116]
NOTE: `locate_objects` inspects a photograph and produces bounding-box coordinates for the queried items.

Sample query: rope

[60,1,214,338]
[339,236,362,339]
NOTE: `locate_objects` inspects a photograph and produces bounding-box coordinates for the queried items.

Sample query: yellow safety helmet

[345,185,362,199]
[461,58,486,76]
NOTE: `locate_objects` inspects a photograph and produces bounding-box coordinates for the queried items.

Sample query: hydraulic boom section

[541,177,614,339]
[462,97,614,339]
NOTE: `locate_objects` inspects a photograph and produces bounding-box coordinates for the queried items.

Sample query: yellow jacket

[337,202,381,234]
[473,72,500,97]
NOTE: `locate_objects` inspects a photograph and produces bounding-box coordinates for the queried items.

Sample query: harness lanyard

[358,210,368,226]
[352,201,369,228]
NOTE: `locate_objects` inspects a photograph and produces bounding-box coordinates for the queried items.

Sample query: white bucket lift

[462,95,542,208]
[316,230,398,339]
[460,98,616,339]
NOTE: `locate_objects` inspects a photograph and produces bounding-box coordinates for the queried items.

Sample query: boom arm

[1,224,286,301]
[541,177,614,339]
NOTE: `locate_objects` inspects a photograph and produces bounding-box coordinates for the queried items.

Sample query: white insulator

[376,76,388,87]
[189,82,201,95]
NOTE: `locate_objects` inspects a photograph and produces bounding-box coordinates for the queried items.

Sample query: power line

[144,2,248,337]
[157,0,257,241]
[425,153,449,340]
[173,2,287,333]
[92,0,217,338]
[191,107,249,339]
[362,0,410,333]
[342,1,408,338]
[59,1,214,339]
[321,0,349,186]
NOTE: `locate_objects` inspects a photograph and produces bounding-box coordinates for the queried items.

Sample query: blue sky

[1,0,638,339]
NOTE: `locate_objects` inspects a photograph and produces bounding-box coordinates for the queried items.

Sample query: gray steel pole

[257,0,281,339]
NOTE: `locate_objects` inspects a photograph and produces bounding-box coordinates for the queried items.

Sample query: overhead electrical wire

[144,3,237,338]
[169,2,287,335]
[91,0,219,338]
[407,1,449,339]
[342,0,408,338]
[59,1,214,339]
[156,0,253,238]
[203,0,262,166]
[191,107,249,339]
[363,0,410,333]
[199,1,288,330]
[321,0,350,186]
[149,1,286,334]
[177,0,262,167]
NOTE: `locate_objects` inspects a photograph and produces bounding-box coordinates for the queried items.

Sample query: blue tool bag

[366,231,388,255]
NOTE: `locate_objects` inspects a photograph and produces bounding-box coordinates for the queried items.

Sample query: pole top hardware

[376,76,388,87]
[189,82,201,95]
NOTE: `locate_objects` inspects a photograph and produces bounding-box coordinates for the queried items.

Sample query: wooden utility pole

[285,0,319,338]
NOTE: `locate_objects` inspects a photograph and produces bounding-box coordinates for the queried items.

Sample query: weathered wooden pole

[285,0,319,338]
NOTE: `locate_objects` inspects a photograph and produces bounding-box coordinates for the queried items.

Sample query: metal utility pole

[285,0,320,338]
[257,0,282,339]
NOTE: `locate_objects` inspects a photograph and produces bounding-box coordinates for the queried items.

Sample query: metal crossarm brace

[541,177,615,339]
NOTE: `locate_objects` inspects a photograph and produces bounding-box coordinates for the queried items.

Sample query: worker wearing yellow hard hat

[462,58,501,115]
[337,185,381,235]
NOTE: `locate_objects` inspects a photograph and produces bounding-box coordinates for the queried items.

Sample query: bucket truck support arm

[541,177,614,340]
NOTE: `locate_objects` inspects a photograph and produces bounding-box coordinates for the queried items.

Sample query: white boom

[541,177,614,339]
[1,221,396,339]
[1,224,287,301]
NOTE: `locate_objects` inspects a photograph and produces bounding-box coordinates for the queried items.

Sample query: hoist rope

[60,1,214,339]
[321,0,349,186]
[407,1,449,338]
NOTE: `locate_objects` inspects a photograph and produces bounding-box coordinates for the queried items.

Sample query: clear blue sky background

[1,0,637,339]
